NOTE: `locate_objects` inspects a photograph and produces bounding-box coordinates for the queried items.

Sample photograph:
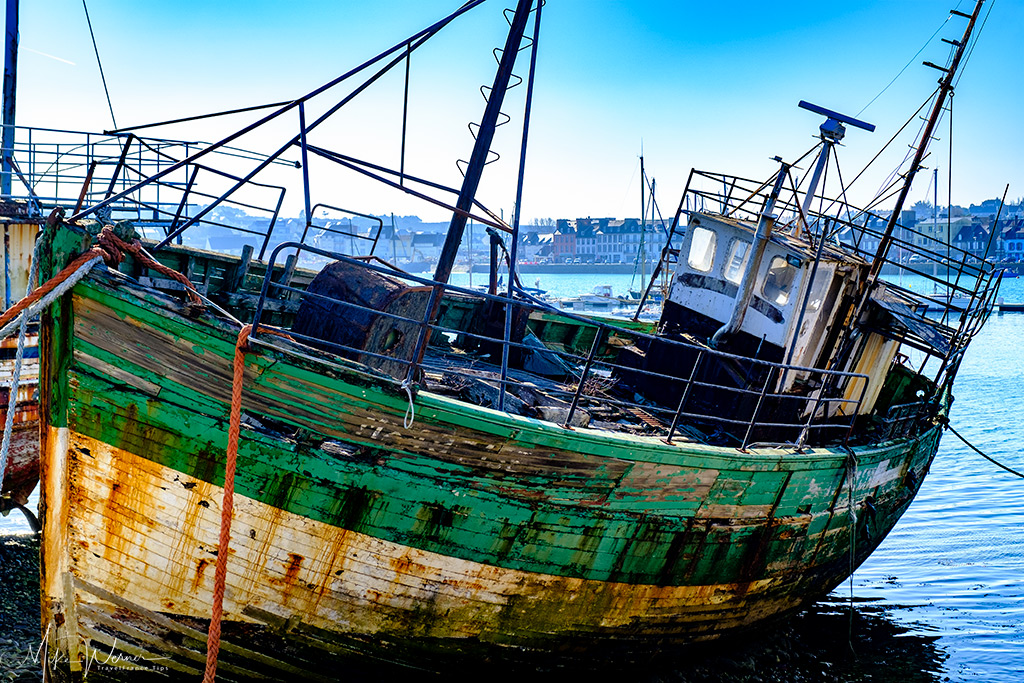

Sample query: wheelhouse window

[687,227,716,272]
[804,269,831,312]
[723,239,750,284]
[762,256,798,305]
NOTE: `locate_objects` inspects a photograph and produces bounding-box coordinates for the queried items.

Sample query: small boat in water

[21,0,999,678]
[557,284,630,312]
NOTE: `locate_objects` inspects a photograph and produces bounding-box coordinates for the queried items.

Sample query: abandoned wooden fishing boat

[27,0,998,679]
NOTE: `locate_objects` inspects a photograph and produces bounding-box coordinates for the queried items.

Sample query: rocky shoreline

[0,534,41,682]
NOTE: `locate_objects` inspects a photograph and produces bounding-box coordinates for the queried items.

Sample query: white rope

[0,239,41,494]
[0,256,102,341]
[401,378,416,429]
[0,252,103,488]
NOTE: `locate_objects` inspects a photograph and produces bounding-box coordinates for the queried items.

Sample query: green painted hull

[37,255,943,678]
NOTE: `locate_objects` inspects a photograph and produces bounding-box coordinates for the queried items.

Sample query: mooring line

[203,324,252,683]
[945,423,1024,479]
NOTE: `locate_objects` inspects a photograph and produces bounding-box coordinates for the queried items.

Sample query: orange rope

[203,324,252,683]
[97,227,206,309]
[0,247,106,331]
[0,225,205,334]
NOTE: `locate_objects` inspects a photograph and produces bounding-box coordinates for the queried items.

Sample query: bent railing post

[667,351,704,444]
[170,165,200,242]
[103,134,135,201]
[741,366,776,451]
[564,326,605,428]
[259,188,286,260]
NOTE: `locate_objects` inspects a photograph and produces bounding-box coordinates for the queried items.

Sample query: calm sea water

[2,272,1021,681]
[847,273,1024,682]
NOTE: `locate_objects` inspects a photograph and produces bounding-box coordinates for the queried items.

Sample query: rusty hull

[35,265,941,678]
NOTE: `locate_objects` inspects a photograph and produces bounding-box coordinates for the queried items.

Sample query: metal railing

[300,204,386,258]
[251,242,872,450]
[680,169,1001,395]
[1,125,291,256]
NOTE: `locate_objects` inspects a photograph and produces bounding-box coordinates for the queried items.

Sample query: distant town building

[999,218,1024,259]
[543,216,662,264]
[913,216,974,248]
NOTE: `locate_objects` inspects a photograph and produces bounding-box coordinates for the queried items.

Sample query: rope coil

[96,228,205,309]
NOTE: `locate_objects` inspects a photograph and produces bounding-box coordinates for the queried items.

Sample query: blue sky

[10,0,1023,222]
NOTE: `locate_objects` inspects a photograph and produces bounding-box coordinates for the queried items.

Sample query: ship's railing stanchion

[102,133,134,202]
[563,326,606,429]
[300,204,385,255]
[741,366,777,451]
[298,102,313,248]
[843,380,870,445]
[169,165,199,242]
[407,285,442,385]
[796,383,829,450]
[666,351,704,444]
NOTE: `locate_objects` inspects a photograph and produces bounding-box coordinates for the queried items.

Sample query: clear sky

[9,0,1023,223]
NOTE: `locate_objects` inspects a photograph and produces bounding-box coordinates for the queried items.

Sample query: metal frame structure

[250,240,873,451]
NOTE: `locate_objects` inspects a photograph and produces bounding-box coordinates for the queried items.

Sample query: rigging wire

[855,13,952,119]
[855,0,989,121]
[831,92,934,208]
[81,0,117,129]
[869,91,936,207]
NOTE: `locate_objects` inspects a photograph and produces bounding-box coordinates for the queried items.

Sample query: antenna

[793,102,874,238]
[798,101,875,132]
[798,100,875,145]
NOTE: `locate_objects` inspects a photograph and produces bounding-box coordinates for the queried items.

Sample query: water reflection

[621,599,950,683]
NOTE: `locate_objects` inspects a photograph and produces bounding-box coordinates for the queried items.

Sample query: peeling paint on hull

[39,271,942,677]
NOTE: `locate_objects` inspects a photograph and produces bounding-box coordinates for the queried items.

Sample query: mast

[432,0,533,286]
[639,154,646,285]
[1,0,18,198]
[865,0,985,283]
